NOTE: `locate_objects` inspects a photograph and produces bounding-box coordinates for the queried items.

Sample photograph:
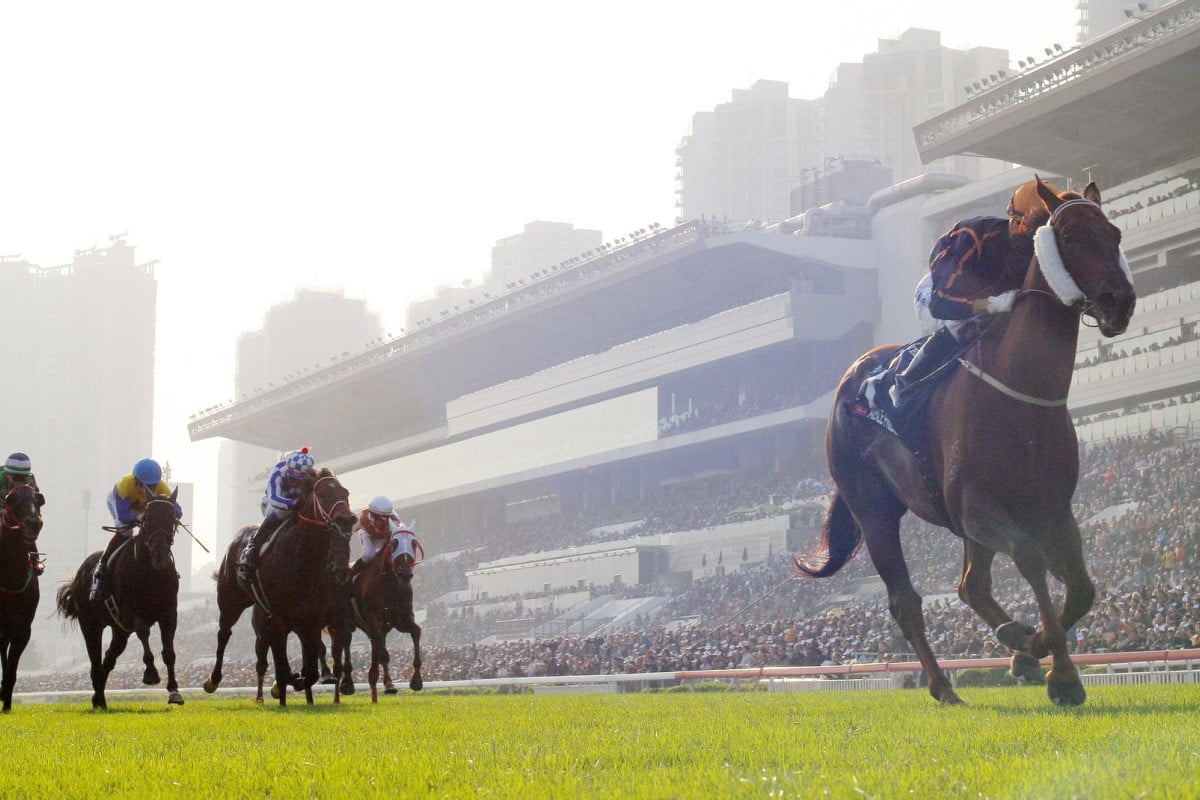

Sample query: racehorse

[248,524,352,704]
[203,468,354,705]
[0,484,44,711]
[349,537,424,702]
[796,180,1135,706]
[57,489,183,709]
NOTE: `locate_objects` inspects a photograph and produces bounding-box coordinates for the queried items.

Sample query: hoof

[1047,675,1086,706]
[937,690,965,706]
[202,680,218,694]
[384,685,399,695]
[320,675,337,686]
[168,692,185,706]
[340,681,356,696]
[410,676,423,692]
[144,670,161,686]
[271,683,281,700]
[1009,652,1046,685]
[254,696,264,705]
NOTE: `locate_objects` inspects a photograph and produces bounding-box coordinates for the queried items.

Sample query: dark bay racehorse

[0,484,44,711]
[57,490,183,709]
[203,469,354,706]
[797,180,1135,706]
[350,539,423,702]
[249,525,352,704]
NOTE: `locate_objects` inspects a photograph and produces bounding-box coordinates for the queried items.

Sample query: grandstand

[186,2,1200,663]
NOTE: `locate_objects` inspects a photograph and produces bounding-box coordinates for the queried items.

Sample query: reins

[956,198,1123,409]
[297,476,352,528]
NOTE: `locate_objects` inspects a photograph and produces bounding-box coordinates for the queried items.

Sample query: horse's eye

[1060,231,1074,245]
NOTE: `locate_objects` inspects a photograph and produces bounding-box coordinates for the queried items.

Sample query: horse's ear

[1082,181,1101,206]
[1035,175,1063,214]
[170,486,179,502]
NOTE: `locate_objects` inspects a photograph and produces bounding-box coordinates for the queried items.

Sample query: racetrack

[5,684,1199,798]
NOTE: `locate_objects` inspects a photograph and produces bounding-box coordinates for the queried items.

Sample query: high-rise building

[1076,0,1168,41]
[216,288,383,565]
[0,237,157,663]
[676,80,820,223]
[0,237,157,584]
[677,31,1011,224]
[491,221,602,289]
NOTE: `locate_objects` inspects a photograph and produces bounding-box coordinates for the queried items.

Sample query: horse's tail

[56,581,80,623]
[794,491,863,578]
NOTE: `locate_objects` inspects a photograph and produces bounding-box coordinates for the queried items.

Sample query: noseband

[297,476,352,527]
[1,486,39,536]
[1032,198,1132,315]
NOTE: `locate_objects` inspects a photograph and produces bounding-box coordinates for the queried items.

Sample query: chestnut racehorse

[797,180,1135,705]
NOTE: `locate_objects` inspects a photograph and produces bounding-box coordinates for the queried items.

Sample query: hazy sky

[1,1,1077,561]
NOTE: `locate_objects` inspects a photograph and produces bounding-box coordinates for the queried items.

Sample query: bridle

[136,497,178,567]
[960,198,1130,409]
[297,476,352,527]
[1,484,40,541]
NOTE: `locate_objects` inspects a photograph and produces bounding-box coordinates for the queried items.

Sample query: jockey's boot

[349,558,365,579]
[890,327,958,408]
[238,516,281,583]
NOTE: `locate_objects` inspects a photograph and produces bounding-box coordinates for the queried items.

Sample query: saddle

[853,337,942,454]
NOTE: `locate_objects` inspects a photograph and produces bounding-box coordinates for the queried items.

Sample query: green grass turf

[4,684,1199,798]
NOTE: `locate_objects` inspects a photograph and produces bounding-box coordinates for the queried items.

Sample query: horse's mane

[316,467,335,479]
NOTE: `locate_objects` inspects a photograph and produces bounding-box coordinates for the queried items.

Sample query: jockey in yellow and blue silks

[90,458,182,602]
[237,447,317,583]
[890,179,1059,407]
[1,452,46,575]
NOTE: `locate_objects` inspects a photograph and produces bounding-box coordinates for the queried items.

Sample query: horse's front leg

[159,614,183,705]
[135,624,160,686]
[405,619,423,692]
[368,632,385,703]
[268,626,292,707]
[956,540,1043,685]
[298,627,322,705]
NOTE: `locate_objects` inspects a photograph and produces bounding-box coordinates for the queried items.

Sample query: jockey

[349,495,417,576]
[890,179,1058,407]
[0,452,45,575]
[91,458,180,602]
[237,447,317,583]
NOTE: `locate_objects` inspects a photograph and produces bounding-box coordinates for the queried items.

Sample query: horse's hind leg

[204,588,250,694]
[159,615,184,705]
[96,628,131,709]
[136,625,160,685]
[957,541,1043,684]
[81,623,109,710]
[855,503,961,705]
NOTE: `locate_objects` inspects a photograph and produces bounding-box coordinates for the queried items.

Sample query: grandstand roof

[189,223,863,454]
[916,2,1200,187]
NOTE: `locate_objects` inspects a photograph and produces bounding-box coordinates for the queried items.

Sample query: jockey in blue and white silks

[237,447,317,582]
